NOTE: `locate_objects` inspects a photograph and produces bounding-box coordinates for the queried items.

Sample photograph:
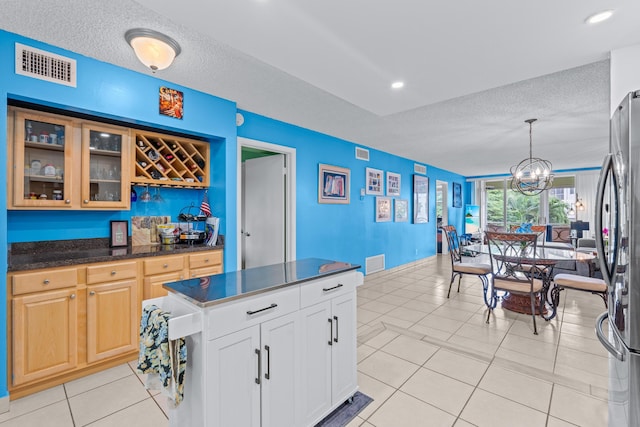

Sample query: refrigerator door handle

[594,154,618,284]
[595,311,625,361]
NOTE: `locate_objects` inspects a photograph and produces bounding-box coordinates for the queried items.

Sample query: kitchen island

[153,258,362,427]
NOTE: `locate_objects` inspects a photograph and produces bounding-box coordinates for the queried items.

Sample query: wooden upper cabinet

[8,107,131,210]
[11,110,74,208]
[80,123,131,209]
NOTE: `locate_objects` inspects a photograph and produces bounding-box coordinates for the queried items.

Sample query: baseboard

[0,396,9,414]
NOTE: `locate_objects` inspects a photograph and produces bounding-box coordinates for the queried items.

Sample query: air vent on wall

[15,43,76,87]
[355,147,369,161]
[414,163,427,175]
[365,254,385,275]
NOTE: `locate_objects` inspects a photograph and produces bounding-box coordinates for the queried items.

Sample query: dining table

[464,242,596,320]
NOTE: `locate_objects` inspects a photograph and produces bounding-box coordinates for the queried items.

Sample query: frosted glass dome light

[125,28,181,72]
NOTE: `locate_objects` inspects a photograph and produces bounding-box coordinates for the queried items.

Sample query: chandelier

[510,118,554,196]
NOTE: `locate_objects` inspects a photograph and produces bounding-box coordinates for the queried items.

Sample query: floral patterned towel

[137,305,187,407]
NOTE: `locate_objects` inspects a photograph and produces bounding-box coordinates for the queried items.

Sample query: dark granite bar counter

[8,237,224,272]
[164,258,361,307]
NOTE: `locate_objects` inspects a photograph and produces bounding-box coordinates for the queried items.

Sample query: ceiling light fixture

[585,10,614,24]
[510,118,554,196]
[125,28,181,72]
[391,81,404,89]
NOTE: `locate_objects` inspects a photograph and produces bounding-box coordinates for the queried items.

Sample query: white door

[260,312,300,427]
[207,326,261,427]
[299,302,332,426]
[330,292,357,404]
[243,154,286,269]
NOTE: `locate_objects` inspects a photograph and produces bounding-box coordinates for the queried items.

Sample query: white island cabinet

[148,258,362,427]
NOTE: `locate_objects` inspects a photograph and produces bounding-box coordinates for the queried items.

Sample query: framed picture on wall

[376,197,392,222]
[394,199,409,222]
[318,163,350,204]
[110,220,129,247]
[453,182,462,208]
[413,175,429,223]
[386,171,401,197]
[159,86,184,119]
[366,167,384,195]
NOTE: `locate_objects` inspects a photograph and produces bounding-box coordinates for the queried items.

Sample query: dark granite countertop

[164,258,360,307]
[8,237,224,272]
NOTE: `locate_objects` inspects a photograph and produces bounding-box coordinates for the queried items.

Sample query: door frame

[436,180,449,254]
[237,137,296,269]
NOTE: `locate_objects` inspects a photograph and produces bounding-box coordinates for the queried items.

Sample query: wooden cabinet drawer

[144,255,185,275]
[12,268,78,295]
[143,271,185,300]
[189,265,223,279]
[189,251,223,270]
[86,261,137,285]
[206,285,300,340]
[300,271,356,308]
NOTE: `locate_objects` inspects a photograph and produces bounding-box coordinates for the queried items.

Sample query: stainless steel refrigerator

[595,90,640,427]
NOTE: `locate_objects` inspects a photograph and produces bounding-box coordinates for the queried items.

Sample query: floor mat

[315,391,373,427]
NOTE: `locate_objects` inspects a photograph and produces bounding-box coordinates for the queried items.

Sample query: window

[483,176,575,228]
[547,177,576,225]
[486,180,505,226]
[506,189,540,225]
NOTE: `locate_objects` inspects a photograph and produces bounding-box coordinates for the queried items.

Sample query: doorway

[436,180,449,254]
[237,137,296,269]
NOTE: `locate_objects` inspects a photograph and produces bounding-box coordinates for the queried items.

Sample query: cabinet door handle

[246,303,277,316]
[163,264,168,268]
[255,348,261,385]
[83,199,89,204]
[323,283,344,292]
[328,318,333,346]
[264,345,270,380]
[204,258,209,263]
[65,199,71,204]
[111,270,116,276]
[89,291,95,296]
[70,294,76,299]
[334,315,339,343]
[43,279,50,285]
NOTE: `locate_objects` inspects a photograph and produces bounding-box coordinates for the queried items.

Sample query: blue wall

[0,29,468,400]
[237,111,467,268]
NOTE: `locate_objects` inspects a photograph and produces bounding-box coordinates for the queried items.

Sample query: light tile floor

[1,255,610,426]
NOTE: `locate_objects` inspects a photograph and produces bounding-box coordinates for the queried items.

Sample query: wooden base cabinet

[87,279,138,363]
[12,288,78,385]
[7,260,139,397]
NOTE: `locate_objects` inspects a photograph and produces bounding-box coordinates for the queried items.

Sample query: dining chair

[553,273,607,307]
[440,225,491,304]
[485,231,545,335]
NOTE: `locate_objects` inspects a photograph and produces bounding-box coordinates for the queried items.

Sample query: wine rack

[132,130,209,188]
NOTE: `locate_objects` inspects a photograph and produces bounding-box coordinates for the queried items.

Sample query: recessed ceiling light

[391,81,404,89]
[585,10,614,24]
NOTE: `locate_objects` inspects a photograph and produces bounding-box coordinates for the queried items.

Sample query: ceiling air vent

[15,43,76,87]
[355,147,369,161]
[414,163,427,175]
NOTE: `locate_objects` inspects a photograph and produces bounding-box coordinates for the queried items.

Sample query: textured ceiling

[1,0,639,176]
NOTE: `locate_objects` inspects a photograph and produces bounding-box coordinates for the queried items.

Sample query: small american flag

[200,191,211,217]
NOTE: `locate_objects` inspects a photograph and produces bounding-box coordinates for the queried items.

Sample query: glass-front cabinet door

[81,124,130,209]
[13,111,73,208]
